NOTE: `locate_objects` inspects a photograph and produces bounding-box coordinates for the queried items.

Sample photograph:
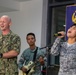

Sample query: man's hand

[58,31,65,38]
[39,56,44,65]
[21,67,27,73]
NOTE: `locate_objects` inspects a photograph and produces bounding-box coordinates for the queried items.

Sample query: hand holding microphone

[54,31,65,38]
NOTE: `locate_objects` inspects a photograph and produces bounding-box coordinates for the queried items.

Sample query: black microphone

[54,33,62,37]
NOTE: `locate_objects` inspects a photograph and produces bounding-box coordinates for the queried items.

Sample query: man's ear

[9,22,12,26]
[35,38,36,42]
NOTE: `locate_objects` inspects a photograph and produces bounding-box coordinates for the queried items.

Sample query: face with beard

[26,35,36,46]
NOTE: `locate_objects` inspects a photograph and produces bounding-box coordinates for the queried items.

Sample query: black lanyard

[33,47,38,62]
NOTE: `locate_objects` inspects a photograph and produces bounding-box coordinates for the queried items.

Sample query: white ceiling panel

[13,0,31,2]
[0,6,18,13]
[0,0,31,13]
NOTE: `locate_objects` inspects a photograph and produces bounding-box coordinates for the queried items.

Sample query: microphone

[54,33,62,37]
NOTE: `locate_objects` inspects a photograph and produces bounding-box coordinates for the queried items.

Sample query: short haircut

[1,15,11,22]
[26,32,36,39]
[71,24,76,27]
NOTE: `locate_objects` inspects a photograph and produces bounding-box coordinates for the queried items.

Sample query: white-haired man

[0,15,21,75]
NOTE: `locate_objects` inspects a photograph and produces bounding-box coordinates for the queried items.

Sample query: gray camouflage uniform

[0,30,21,75]
[51,38,76,75]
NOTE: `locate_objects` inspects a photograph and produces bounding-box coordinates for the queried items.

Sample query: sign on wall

[66,5,76,39]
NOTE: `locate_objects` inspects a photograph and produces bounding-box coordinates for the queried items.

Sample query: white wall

[0,0,43,59]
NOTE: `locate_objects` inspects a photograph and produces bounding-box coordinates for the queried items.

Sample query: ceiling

[0,0,31,13]
[14,0,30,2]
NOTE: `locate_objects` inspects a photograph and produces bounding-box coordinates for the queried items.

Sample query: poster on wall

[66,5,76,40]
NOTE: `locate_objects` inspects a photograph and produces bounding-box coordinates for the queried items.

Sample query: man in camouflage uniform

[51,24,76,75]
[0,15,21,75]
[18,33,46,75]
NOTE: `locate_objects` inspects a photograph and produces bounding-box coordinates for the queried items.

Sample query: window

[47,0,75,66]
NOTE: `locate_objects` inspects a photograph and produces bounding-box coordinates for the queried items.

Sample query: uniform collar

[30,46,38,53]
[2,30,12,37]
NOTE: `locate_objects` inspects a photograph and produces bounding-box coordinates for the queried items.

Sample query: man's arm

[50,38,61,56]
[51,31,65,56]
[18,51,27,73]
[0,35,21,58]
[37,49,46,65]
[2,50,19,58]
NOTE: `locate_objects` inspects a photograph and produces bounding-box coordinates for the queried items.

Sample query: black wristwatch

[0,53,3,58]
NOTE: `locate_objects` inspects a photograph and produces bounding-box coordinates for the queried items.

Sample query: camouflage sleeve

[11,35,21,53]
[37,49,47,66]
[41,49,47,66]
[18,52,25,69]
[50,38,61,56]
[37,48,46,59]
[41,49,47,56]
